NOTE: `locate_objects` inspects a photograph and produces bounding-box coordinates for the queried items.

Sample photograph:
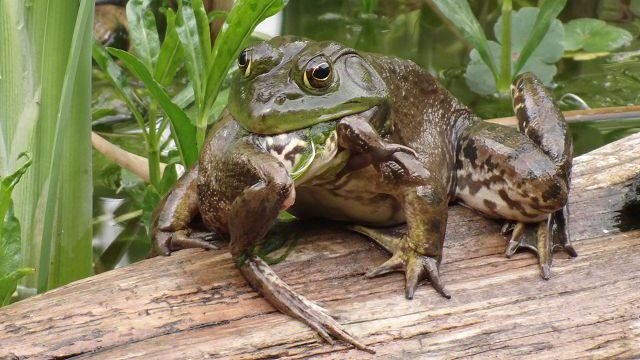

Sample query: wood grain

[1,133,640,360]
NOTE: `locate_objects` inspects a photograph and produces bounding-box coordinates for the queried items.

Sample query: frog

[151,36,575,352]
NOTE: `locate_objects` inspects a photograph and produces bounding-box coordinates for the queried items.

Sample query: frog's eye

[238,49,251,77]
[303,57,333,89]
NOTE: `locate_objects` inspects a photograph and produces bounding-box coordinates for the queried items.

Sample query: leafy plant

[0,156,34,306]
[431,0,566,95]
[465,7,564,95]
[95,0,288,176]
[91,0,288,270]
[0,0,94,294]
[563,18,633,53]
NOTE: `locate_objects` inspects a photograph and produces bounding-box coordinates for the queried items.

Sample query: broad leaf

[563,18,633,52]
[431,0,498,81]
[466,8,563,95]
[204,0,289,114]
[126,0,161,69]
[513,0,566,75]
[108,48,198,166]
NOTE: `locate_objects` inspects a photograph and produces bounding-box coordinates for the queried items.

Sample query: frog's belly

[291,172,405,226]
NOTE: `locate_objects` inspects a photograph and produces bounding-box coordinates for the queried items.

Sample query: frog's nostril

[274,94,286,105]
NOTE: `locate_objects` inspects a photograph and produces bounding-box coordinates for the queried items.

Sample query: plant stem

[196,111,207,149]
[147,102,161,188]
[498,0,512,93]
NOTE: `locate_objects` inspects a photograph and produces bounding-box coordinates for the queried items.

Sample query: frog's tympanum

[151,36,575,352]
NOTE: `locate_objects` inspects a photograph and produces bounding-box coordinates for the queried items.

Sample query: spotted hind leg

[456,73,576,278]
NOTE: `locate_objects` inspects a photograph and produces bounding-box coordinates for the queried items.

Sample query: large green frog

[151,36,575,351]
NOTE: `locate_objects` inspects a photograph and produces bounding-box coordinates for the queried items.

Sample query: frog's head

[228,36,388,135]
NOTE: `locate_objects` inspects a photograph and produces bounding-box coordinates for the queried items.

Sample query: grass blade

[513,0,566,75]
[126,0,160,69]
[108,48,198,166]
[430,0,498,81]
[35,0,94,292]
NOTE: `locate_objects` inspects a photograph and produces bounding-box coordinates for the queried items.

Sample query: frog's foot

[503,207,577,279]
[350,225,450,299]
[240,256,374,353]
[152,229,223,256]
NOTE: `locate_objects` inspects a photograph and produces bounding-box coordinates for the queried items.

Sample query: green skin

[151,36,575,352]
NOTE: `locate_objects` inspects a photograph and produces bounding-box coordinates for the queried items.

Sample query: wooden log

[1,133,640,359]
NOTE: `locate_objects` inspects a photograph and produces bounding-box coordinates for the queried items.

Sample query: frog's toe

[365,253,404,278]
[351,225,450,299]
[171,231,222,251]
[503,208,577,280]
[405,255,451,299]
[151,230,172,256]
[151,229,222,257]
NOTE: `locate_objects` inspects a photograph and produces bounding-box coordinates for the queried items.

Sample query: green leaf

[0,154,31,245]
[108,48,198,166]
[0,155,34,306]
[193,0,212,68]
[92,42,147,133]
[204,0,289,115]
[159,163,178,195]
[126,0,161,69]
[176,0,207,111]
[141,185,161,230]
[1,268,34,306]
[466,7,564,95]
[563,18,633,52]
[208,10,227,23]
[154,9,184,86]
[36,0,95,292]
[431,0,498,81]
[513,0,566,75]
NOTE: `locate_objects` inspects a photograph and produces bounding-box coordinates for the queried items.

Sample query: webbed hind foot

[503,206,577,279]
[349,225,450,299]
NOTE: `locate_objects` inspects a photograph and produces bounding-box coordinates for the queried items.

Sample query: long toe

[365,253,404,278]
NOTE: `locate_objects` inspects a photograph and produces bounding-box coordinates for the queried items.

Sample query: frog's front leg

[336,116,451,299]
[456,73,576,279]
[335,112,428,185]
[223,140,372,353]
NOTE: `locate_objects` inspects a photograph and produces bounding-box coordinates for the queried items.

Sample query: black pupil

[238,50,248,67]
[312,63,330,80]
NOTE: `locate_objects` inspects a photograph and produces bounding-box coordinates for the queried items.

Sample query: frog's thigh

[455,123,568,222]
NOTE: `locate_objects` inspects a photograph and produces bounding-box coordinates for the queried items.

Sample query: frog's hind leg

[456,73,576,279]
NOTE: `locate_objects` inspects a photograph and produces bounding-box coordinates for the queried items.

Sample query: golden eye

[303,59,332,89]
[238,49,251,77]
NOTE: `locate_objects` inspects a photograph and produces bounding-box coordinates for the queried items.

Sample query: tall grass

[0,0,94,295]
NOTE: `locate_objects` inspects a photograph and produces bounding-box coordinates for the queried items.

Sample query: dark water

[91,0,640,270]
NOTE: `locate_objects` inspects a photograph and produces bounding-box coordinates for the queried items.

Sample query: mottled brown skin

[151,37,575,351]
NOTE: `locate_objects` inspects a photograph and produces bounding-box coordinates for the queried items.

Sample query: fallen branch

[3,132,640,358]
